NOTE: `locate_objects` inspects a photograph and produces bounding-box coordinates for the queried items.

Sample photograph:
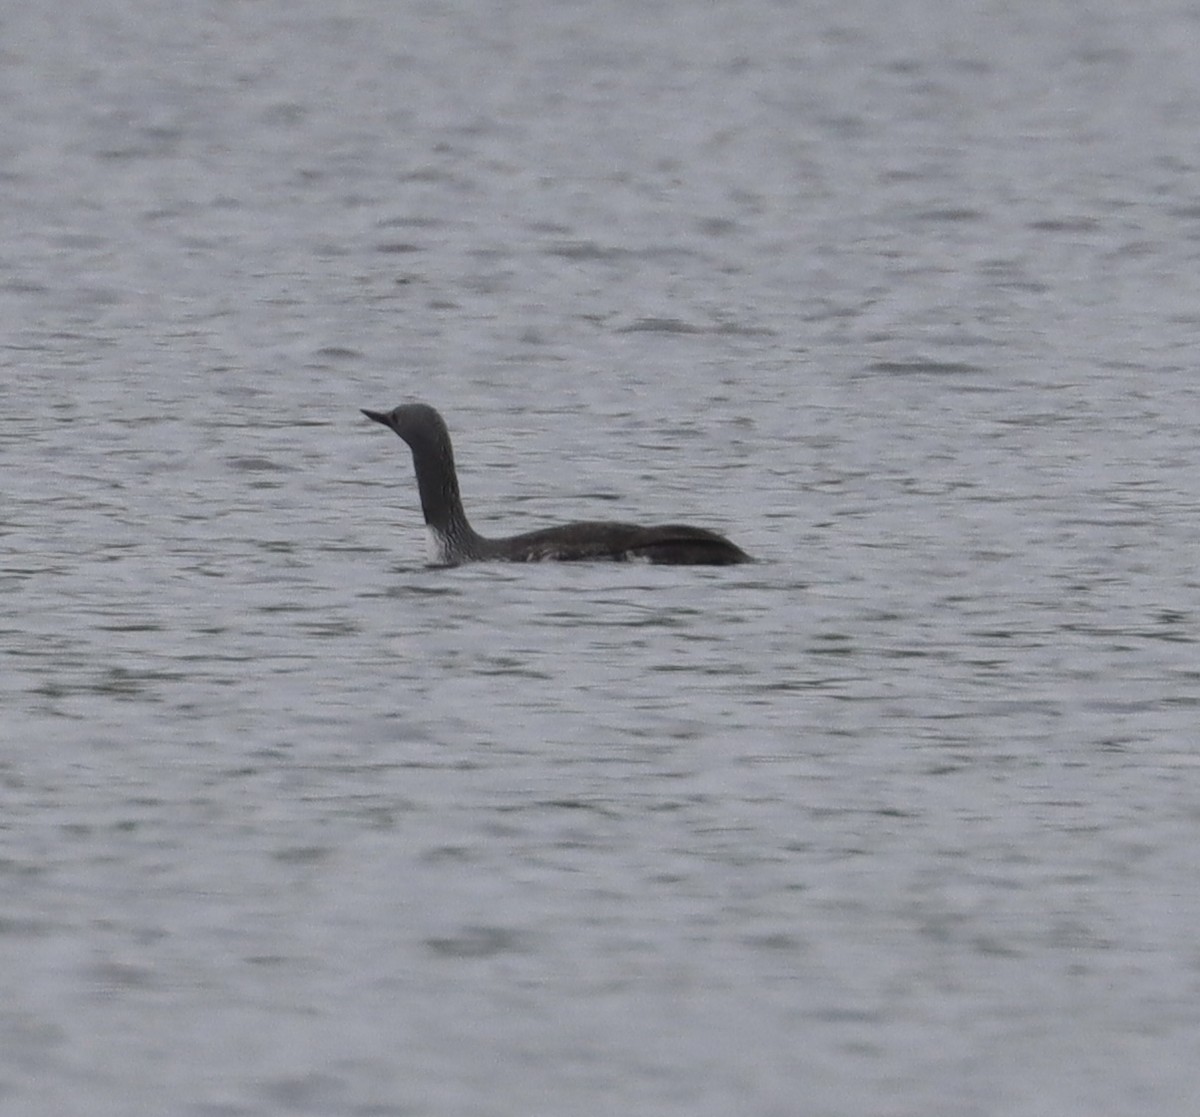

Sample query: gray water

[4,2,1200,1114]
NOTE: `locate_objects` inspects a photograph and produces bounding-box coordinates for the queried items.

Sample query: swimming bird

[362,403,751,566]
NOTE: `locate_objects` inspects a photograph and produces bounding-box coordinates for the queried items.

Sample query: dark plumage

[361,403,751,566]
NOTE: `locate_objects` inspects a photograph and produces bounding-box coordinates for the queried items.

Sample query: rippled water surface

[4,2,1200,1114]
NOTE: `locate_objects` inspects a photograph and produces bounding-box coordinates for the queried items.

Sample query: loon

[362,403,751,566]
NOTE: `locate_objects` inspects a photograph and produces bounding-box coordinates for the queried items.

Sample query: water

[3,1,1200,1114]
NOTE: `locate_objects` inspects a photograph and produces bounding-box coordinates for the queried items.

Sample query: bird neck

[406,435,483,556]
